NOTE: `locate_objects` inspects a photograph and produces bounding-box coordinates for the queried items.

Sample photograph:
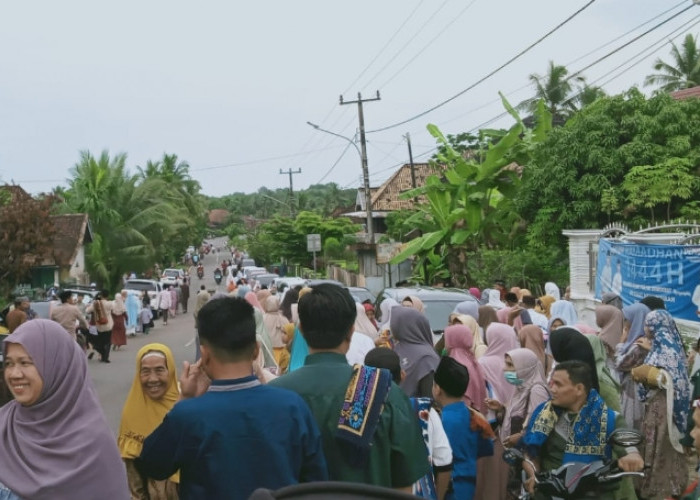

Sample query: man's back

[270,352,429,488]
[50,303,84,336]
[6,308,27,333]
[138,378,327,500]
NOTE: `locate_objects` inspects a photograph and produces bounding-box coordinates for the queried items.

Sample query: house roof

[370,163,443,211]
[51,214,92,267]
[0,185,32,203]
[670,86,700,100]
[208,209,230,226]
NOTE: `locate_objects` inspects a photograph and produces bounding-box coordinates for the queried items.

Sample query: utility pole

[404,132,418,203]
[340,91,380,244]
[279,168,301,217]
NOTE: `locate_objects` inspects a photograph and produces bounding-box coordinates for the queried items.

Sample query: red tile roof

[670,86,700,100]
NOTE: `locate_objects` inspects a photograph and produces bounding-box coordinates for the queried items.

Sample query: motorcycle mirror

[608,428,643,447]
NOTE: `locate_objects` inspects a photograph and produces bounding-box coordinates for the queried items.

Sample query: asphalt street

[90,238,230,434]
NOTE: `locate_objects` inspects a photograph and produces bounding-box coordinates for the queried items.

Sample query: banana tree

[391,94,552,286]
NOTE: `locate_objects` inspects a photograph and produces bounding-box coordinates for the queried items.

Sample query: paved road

[91,238,230,434]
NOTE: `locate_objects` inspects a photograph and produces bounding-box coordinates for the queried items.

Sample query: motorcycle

[213,269,222,285]
[503,428,644,499]
[197,266,204,279]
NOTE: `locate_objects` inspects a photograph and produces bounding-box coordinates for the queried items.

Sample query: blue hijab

[639,309,690,435]
[621,303,650,352]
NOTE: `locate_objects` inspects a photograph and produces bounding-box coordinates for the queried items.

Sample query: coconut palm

[519,61,584,122]
[645,34,700,92]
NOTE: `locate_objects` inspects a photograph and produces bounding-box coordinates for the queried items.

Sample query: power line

[191,145,345,172]
[342,0,426,95]
[567,3,696,81]
[376,0,480,90]
[367,0,598,133]
[316,137,356,184]
[359,0,452,91]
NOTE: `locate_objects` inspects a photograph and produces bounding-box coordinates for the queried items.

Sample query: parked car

[375,287,477,342]
[347,286,376,304]
[123,279,163,316]
[241,258,256,268]
[63,288,99,306]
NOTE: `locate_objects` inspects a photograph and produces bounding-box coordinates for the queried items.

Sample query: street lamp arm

[306,122,362,159]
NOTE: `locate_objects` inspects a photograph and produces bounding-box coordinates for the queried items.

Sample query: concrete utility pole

[404,132,418,203]
[279,168,301,217]
[340,91,381,244]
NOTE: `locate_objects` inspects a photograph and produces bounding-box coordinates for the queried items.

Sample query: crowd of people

[3,273,700,500]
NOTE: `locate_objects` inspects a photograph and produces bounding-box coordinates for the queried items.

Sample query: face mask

[504,370,523,386]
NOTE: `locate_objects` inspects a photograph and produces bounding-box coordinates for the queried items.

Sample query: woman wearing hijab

[449,313,487,358]
[586,335,622,412]
[280,287,299,323]
[261,295,291,373]
[390,306,440,398]
[243,292,278,375]
[379,297,399,332]
[363,303,378,330]
[535,295,556,319]
[632,310,690,499]
[444,324,487,413]
[517,325,552,377]
[125,291,140,336]
[480,324,519,410]
[478,306,499,342]
[616,303,650,429]
[486,289,506,310]
[468,288,481,301]
[544,282,561,301]
[549,327,601,390]
[119,344,179,499]
[475,323,517,500]
[601,292,623,310]
[596,304,624,363]
[168,285,177,317]
[111,292,128,350]
[549,300,578,329]
[453,300,479,321]
[353,302,378,340]
[285,287,312,373]
[0,320,129,499]
[402,295,425,314]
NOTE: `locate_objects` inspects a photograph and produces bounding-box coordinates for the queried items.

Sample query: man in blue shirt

[136,296,328,500]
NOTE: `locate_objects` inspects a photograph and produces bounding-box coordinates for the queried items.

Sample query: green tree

[645,34,700,92]
[519,61,584,122]
[517,89,700,248]
[392,95,552,286]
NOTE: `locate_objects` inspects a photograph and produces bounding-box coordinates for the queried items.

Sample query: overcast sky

[1,0,697,198]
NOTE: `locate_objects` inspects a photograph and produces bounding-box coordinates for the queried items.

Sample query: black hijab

[549,327,600,392]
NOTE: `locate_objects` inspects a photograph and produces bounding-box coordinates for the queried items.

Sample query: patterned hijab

[445,324,487,413]
[391,307,440,398]
[640,310,690,435]
[0,320,128,499]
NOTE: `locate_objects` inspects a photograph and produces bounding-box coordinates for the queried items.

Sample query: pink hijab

[445,324,488,414]
[479,323,519,404]
[245,291,263,312]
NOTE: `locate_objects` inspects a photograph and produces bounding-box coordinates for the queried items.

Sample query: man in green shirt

[271,283,429,492]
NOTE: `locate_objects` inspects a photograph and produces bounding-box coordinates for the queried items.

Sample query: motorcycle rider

[522,360,644,498]
[197,263,204,278]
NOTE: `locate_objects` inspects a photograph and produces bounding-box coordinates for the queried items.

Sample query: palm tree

[645,34,700,91]
[519,61,584,122]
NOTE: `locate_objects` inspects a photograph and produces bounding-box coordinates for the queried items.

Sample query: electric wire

[375,0,480,90]
[191,144,345,172]
[316,140,355,184]
[366,0,598,133]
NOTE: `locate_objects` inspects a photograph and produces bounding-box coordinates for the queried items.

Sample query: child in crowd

[433,356,494,500]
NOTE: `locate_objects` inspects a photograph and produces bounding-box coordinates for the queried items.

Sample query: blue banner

[596,239,700,322]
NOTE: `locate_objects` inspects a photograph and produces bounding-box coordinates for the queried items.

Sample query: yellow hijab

[118,343,179,476]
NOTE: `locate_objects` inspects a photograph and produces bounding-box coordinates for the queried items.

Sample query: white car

[123,279,163,316]
[161,268,184,287]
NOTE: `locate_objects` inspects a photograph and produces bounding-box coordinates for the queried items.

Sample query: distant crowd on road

[4,270,700,499]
